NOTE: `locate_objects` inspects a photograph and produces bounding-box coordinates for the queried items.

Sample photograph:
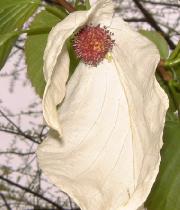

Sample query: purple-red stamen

[73,24,115,66]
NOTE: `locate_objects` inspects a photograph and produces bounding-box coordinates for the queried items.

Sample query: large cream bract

[37,0,169,210]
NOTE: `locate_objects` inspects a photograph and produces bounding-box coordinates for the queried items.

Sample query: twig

[139,0,180,8]
[15,45,24,51]
[0,151,35,156]
[0,175,64,210]
[0,110,40,144]
[132,0,175,49]
[0,192,12,210]
[56,0,75,13]
[0,128,40,144]
[124,18,147,22]
[157,60,172,81]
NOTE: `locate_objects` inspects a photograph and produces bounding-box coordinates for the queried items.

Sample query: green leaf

[25,34,47,97]
[168,80,180,114]
[0,0,40,69]
[0,0,38,10]
[156,73,176,112]
[0,32,20,69]
[168,41,180,60]
[165,110,179,122]
[25,11,60,97]
[146,116,180,210]
[163,43,180,115]
[139,30,169,59]
[44,4,68,19]
[0,0,40,33]
[0,32,20,46]
[165,42,180,81]
[0,37,17,69]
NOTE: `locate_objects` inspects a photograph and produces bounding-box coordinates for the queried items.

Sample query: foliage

[146,112,180,210]
[144,38,180,210]
[25,10,60,97]
[139,30,169,59]
[0,0,40,69]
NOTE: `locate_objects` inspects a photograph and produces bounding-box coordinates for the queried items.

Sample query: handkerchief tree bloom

[37,0,169,209]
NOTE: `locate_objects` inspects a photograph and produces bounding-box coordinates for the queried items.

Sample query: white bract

[37,0,169,210]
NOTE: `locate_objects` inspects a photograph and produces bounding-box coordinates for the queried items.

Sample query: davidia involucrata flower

[37,0,169,209]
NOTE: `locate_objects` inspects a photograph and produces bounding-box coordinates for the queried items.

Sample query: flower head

[37,1,168,210]
[73,24,114,66]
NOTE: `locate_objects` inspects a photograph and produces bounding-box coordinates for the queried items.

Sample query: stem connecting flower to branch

[56,0,76,13]
[158,60,172,81]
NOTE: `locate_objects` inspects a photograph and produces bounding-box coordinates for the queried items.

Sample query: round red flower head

[73,24,115,66]
[38,1,169,210]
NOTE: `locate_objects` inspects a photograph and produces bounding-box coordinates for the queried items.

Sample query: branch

[0,128,40,144]
[0,175,64,210]
[43,0,54,4]
[124,17,147,22]
[15,45,24,51]
[56,0,75,13]
[0,110,40,144]
[139,0,180,8]
[157,60,172,81]
[0,192,12,210]
[0,151,35,156]
[132,0,175,49]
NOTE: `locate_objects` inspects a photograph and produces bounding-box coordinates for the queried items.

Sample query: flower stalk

[157,60,172,81]
[56,0,76,13]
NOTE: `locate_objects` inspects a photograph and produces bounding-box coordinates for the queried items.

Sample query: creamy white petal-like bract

[37,0,169,210]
